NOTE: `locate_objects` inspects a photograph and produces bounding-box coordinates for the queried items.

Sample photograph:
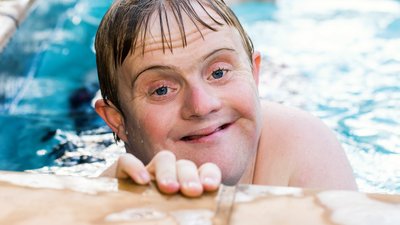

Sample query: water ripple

[239,0,400,193]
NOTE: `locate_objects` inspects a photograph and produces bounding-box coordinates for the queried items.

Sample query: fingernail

[138,171,150,184]
[161,178,178,187]
[160,178,180,191]
[203,177,218,186]
[184,181,202,190]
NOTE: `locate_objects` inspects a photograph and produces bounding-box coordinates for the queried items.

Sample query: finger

[199,163,221,192]
[147,151,179,194]
[100,160,118,178]
[176,160,203,197]
[116,153,150,185]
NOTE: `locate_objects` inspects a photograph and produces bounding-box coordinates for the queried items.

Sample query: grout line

[0,11,19,27]
[0,0,36,52]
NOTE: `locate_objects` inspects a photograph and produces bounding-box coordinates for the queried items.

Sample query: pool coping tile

[0,0,36,52]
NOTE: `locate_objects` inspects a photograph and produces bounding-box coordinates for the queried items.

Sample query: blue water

[0,0,112,170]
[0,0,399,194]
[235,0,400,194]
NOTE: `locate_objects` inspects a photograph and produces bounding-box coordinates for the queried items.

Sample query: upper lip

[180,123,230,141]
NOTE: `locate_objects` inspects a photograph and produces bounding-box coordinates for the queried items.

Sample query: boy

[95,0,357,197]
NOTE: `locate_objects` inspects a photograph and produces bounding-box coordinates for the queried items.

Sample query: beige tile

[0,0,34,20]
[0,0,35,51]
[0,171,399,225]
[0,16,16,51]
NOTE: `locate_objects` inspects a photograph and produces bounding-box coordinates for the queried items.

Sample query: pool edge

[0,0,36,52]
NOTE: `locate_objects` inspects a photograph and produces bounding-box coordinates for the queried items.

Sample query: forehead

[134,0,239,55]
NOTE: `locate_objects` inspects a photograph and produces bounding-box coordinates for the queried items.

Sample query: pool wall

[1,171,400,225]
[0,0,36,52]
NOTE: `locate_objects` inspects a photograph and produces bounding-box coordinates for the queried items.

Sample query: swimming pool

[0,0,115,172]
[0,0,399,194]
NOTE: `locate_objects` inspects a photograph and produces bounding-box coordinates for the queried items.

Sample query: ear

[95,99,128,142]
[252,51,262,86]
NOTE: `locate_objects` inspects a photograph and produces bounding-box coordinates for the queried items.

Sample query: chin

[220,166,245,185]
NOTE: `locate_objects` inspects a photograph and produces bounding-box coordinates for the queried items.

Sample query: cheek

[133,104,177,142]
[228,78,260,116]
[227,78,262,141]
[123,104,177,162]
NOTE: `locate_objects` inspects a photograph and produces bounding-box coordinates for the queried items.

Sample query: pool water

[0,0,399,194]
[237,0,400,194]
[0,0,113,171]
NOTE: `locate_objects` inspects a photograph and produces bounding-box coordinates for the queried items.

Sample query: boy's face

[115,6,262,184]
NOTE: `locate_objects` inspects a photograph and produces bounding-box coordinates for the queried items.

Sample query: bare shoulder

[259,101,334,143]
[254,100,357,190]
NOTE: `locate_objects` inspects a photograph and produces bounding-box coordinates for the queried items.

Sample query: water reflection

[0,0,398,194]
[238,0,400,193]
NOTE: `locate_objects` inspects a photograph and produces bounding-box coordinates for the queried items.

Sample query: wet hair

[95,0,254,141]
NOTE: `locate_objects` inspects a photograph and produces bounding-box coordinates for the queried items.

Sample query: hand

[102,151,222,197]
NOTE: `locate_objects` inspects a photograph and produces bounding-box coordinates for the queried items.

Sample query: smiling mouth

[181,123,231,141]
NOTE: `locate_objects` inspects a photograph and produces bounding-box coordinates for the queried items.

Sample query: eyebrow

[131,47,236,88]
[202,47,235,62]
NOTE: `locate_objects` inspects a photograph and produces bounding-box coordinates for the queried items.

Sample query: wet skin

[118,26,262,185]
[97,3,262,196]
[96,2,358,197]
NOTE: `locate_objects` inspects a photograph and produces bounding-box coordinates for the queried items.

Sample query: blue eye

[211,69,226,79]
[154,86,168,96]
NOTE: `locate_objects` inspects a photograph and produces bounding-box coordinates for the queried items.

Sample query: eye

[211,68,228,80]
[153,86,169,96]
[147,80,178,101]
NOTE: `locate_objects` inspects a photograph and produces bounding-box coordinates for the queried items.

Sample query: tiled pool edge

[1,171,400,225]
[0,0,36,52]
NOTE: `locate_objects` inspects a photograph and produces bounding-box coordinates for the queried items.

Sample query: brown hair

[95,0,254,140]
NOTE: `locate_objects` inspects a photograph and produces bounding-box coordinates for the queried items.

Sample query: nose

[181,83,222,120]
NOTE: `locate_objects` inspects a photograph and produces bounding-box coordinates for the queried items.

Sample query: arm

[101,151,222,197]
